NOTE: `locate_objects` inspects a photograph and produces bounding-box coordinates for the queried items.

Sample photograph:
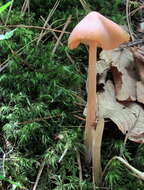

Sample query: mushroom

[68,11,129,185]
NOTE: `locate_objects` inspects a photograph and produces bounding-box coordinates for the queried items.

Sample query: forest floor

[0,0,144,190]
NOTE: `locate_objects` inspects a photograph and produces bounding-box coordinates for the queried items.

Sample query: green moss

[0,1,143,190]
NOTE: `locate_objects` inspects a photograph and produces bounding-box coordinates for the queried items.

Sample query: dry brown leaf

[98,81,144,143]
[136,81,144,104]
[130,48,144,104]
[100,49,137,101]
[131,48,144,82]
[84,80,144,143]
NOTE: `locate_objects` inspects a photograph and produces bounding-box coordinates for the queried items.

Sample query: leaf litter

[84,47,144,143]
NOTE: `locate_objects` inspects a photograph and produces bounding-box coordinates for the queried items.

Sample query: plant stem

[103,156,144,181]
[92,118,104,186]
[85,42,97,160]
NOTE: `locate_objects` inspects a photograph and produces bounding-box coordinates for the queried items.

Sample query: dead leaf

[131,47,144,82]
[84,80,144,143]
[136,81,144,104]
[100,49,137,101]
[98,81,144,143]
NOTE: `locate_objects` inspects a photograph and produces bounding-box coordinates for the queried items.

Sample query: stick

[52,15,71,55]
[103,156,144,181]
[32,159,46,190]
[0,25,70,34]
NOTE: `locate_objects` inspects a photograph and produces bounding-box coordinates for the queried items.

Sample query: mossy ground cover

[0,0,144,189]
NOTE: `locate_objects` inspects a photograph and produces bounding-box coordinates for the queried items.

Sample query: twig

[40,17,63,46]
[0,63,9,72]
[0,158,19,161]
[2,152,6,177]
[37,0,60,45]
[17,115,61,125]
[0,34,45,72]
[75,149,83,190]
[79,0,91,12]
[21,0,30,15]
[5,0,14,25]
[40,16,75,65]
[32,159,46,190]
[102,156,144,181]
[0,25,70,34]
[126,0,135,40]
[61,125,84,128]
[129,5,144,16]
[73,114,86,121]
[52,15,71,55]
[8,46,36,71]
[58,145,69,163]
[0,147,14,177]
[119,39,144,49]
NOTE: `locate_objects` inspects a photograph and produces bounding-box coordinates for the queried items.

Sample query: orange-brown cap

[68,11,129,50]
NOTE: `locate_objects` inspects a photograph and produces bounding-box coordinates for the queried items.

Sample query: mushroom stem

[85,43,104,185]
[92,118,104,185]
[85,42,97,159]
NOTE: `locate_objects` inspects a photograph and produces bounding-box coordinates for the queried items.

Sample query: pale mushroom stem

[85,42,104,185]
[85,42,97,160]
[92,118,104,185]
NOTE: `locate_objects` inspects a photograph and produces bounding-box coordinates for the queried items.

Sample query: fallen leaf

[100,49,137,101]
[136,81,144,104]
[84,80,144,143]
[131,47,144,82]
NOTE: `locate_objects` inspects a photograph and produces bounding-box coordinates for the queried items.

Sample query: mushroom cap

[68,11,129,50]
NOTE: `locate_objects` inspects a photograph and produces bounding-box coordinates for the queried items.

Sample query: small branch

[0,146,14,177]
[40,16,75,64]
[119,39,144,49]
[5,0,14,25]
[73,114,86,122]
[103,156,144,181]
[2,153,6,177]
[21,0,30,15]
[75,149,83,190]
[126,0,135,40]
[0,25,70,34]
[8,47,36,71]
[58,146,69,163]
[52,15,71,55]
[17,115,61,125]
[37,0,61,45]
[32,159,46,190]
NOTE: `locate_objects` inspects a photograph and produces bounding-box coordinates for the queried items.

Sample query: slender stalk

[92,118,104,185]
[85,42,97,160]
[86,42,97,127]
[84,43,104,186]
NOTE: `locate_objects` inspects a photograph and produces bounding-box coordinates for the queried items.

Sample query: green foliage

[0,1,13,14]
[0,1,144,190]
[0,175,25,189]
[105,158,144,190]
